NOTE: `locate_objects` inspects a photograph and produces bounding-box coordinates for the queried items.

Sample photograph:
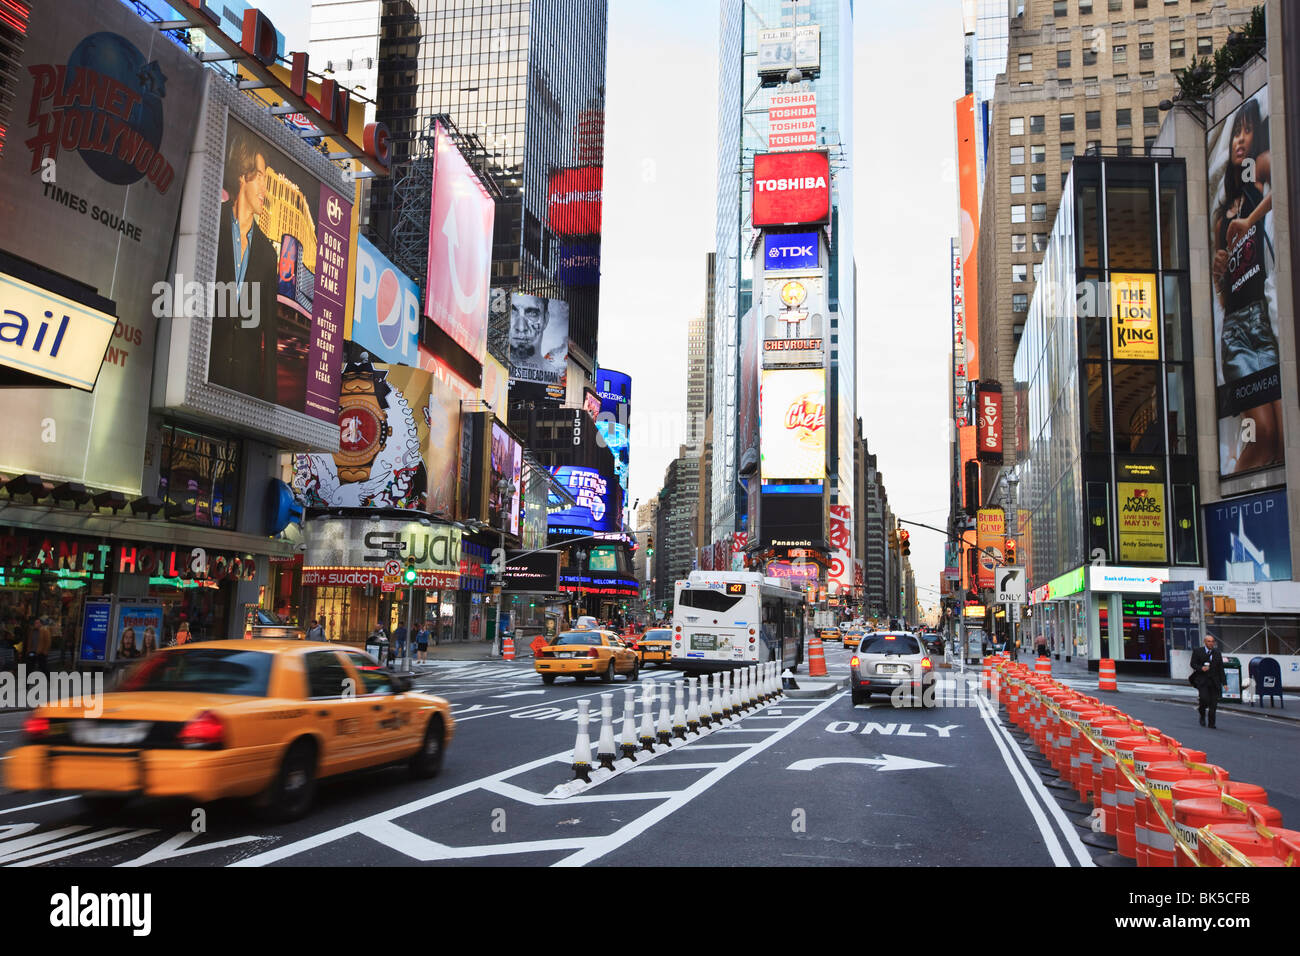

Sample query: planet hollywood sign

[0,532,256,582]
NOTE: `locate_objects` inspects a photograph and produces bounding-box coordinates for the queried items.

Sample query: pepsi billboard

[351,235,421,366]
[763,232,819,272]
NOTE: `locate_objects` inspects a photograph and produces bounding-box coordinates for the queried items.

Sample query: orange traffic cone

[1099,658,1117,691]
[808,636,827,677]
[503,635,515,661]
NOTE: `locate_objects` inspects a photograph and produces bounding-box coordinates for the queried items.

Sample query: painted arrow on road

[786,756,947,773]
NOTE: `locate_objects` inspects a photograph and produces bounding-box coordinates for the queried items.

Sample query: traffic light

[964,460,980,516]
[646,534,654,556]
[899,529,911,557]
[889,530,898,550]
[403,557,417,585]
[1004,537,1017,565]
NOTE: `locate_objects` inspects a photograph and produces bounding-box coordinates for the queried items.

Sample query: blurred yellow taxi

[534,629,640,684]
[842,628,866,650]
[817,627,842,644]
[632,628,673,665]
[3,640,453,821]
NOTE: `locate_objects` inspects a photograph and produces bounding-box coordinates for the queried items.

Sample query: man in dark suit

[210,127,280,403]
[1190,634,1228,728]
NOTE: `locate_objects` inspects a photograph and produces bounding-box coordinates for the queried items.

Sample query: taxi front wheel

[258,738,317,822]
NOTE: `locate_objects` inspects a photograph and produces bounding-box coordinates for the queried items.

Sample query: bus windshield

[675,589,743,613]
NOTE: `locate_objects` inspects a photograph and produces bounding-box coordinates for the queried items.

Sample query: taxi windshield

[120,648,274,696]
[556,631,605,646]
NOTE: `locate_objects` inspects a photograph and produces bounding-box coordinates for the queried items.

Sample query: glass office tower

[1014,154,1199,676]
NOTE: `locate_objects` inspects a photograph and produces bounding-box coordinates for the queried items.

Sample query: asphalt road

[0,644,1294,867]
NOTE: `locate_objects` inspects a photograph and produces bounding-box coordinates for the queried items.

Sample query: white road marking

[491,691,547,698]
[0,795,79,816]
[786,755,946,773]
[624,763,719,772]
[116,831,270,867]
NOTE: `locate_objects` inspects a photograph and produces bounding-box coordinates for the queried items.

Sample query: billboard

[1207,84,1282,477]
[763,232,819,273]
[756,26,821,75]
[594,370,631,500]
[738,306,761,477]
[828,504,853,595]
[0,0,204,492]
[1205,489,1291,582]
[595,367,631,415]
[1117,481,1168,564]
[548,466,615,535]
[761,368,826,481]
[1111,272,1159,361]
[503,550,561,593]
[206,114,351,420]
[558,241,601,286]
[762,274,825,366]
[976,508,1004,589]
[769,91,817,151]
[508,292,568,398]
[752,151,831,227]
[292,363,431,510]
[352,235,421,366]
[489,422,522,536]
[955,94,981,505]
[760,493,823,549]
[426,372,463,517]
[425,121,493,364]
[302,517,462,587]
[548,166,602,236]
[976,382,1003,461]
[480,354,509,416]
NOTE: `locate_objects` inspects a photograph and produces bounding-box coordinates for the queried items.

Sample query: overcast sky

[258,0,963,613]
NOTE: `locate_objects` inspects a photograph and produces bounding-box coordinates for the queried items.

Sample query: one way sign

[996,567,1026,605]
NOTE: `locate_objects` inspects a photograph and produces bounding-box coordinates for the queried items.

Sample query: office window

[1030,115,1045,133]
[1135,0,1147,6]
[1117,108,1131,127]
[1080,0,1094,12]
[1197,36,1212,55]
[1061,113,1076,131]
[1144,135,1157,151]
[1143,105,1159,126]
[1011,175,1026,193]
[1032,203,1048,221]
[1086,110,1101,129]
[1034,262,1044,283]
[1012,294,1029,312]
[1109,0,1122,9]
[1118,138,1133,155]
[1011,204,1026,223]
[1033,233,1049,252]
[1019,52,1033,71]
[1140,42,1154,59]
[1061,142,1076,161]
[1010,116,1025,135]
[1054,0,1068,15]
[1031,144,1046,163]
[1012,234,1028,253]
[1083,48,1098,66]
[1170,38,1185,58]
[1010,145,1025,164]
[1114,44,1127,64]
[1032,173,1047,192]
[1058,48,1071,68]
[1087,139,1102,153]
[1012,264,1028,282]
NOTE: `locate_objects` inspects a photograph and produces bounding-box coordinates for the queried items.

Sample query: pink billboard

[425,122,493,363]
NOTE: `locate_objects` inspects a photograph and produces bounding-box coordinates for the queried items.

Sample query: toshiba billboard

[752,151,831,227]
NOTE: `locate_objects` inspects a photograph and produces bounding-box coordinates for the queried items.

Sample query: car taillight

[587,648,600,658]
[178,711,225,749]
[749,628,755,635]
[749,637,755,643]
[921,657,933,670]
[850,656,859,668]
[23,717,49,742]
[675,626,680,632]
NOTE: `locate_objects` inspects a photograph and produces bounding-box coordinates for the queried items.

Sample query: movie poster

[508,293,568,401]
[1207,84,1282,476]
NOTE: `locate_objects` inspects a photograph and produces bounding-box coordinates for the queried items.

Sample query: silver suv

[850,631,935,707]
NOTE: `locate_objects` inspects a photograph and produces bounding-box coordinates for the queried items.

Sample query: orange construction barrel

[1098,658,1117,691]
[1113,735,1152,858]
[807,636,827,677]
[1141,762,1225,868]
[1174,795,1282,867]
[1035,656,1051,676]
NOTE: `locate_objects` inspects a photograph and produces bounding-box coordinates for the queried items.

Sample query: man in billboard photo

[210,126,280,403]
[509,294,566,384]
[1211,96,1280,474]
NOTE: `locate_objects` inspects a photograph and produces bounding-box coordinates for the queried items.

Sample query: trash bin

[366,636,388,664]
[1222,656,1243,702]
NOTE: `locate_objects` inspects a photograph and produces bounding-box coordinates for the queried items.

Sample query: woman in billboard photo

[1210,94,1280,475]
[211,125,280,404]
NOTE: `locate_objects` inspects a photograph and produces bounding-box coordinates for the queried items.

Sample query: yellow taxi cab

[3,640,453,821]
[534,628,640,684]
[817,627,842,644]
[631,627,673,666]
[842,628,866,650]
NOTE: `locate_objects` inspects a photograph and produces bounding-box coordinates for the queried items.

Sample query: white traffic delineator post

[761,663,771,701]
[639,679,657,752]
[687,677,701,735]
[737,667,748,712]
[672,679,687,740]
[596,693,617,772]
[573,698,593,782]
[620,687,638,760]
[721,671,733,721]
[699,675,713,728]
[656,681,672,746]
[711,673,724,724]
[781,668,798,690]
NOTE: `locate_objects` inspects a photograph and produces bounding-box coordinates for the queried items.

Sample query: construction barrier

[807,636,827,677]
[502,635,515,661]
[1099,658,1117,691]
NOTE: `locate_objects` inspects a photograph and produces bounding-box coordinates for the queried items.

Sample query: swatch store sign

[302,519,463,588]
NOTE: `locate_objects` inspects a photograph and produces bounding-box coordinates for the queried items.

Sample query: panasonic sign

[764,232,819,272]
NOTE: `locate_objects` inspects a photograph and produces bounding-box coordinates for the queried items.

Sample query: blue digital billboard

[1205,489,1292,582]
[763,232,819,272]
[548,466,616,535]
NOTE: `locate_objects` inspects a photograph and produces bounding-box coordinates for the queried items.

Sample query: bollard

[711,672,724,724]
[572,699,593,782]
[639,679,657,752]
[596,693,617,772]
[721,671,734,721]
[672,679,687,740]
[620,687,638,760]
[746,666,757,709]
[687,677,701,734]
[700,674,714,728]
[739,667,751,711]
[657,682,673,746]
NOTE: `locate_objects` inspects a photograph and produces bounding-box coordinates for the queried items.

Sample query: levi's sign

[0,271,117,390]
[753,151,831,227]
[764,232,819,272]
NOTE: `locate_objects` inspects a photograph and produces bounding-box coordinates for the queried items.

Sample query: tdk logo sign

[764,232,819,272]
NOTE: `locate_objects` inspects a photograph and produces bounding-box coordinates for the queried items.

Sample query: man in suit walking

[1190,634,1228,728]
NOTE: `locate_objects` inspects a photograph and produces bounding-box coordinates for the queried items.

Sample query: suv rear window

[121,648,273,696]
[860,635,920,655]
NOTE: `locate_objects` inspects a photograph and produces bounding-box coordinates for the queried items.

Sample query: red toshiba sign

[976,382,1003,461]
[752,151,831,227]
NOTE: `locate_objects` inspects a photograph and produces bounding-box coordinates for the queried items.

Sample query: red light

[921,658,933,670]
[23,716,49,741]
[587,648,600,658]
[178,711,225,749]
[850,656,860,668]
[749,637,756,643]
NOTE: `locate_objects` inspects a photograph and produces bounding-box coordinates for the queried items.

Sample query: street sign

[384,559,401,577]
[381,582,396,593]
[996,567,1026,605]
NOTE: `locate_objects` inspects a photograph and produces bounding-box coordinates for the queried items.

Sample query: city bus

[670,571,806,671]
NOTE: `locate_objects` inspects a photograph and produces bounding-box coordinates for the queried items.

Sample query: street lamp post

[1001,473,1020,659]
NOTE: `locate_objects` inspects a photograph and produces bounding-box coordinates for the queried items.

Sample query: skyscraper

[712,0,856,555]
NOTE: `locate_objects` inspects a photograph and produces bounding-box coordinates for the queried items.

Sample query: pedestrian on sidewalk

[415,622,430,662]
[1190,634,1227,729]
[1033,633,1047,658]
[306,617,326,642]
